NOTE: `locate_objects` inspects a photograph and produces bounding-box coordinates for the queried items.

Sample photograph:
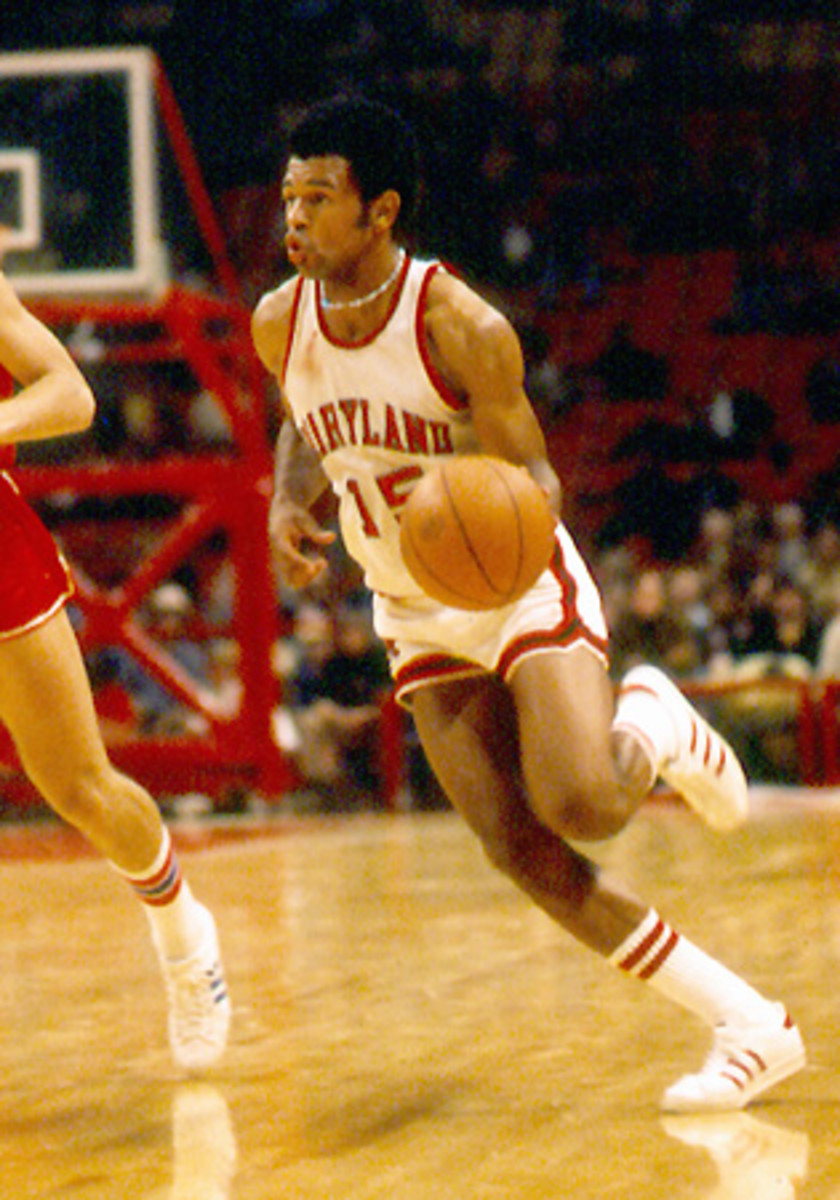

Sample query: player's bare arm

[0,271,95,445]
[252,281,335,587]
[423,272,562,515]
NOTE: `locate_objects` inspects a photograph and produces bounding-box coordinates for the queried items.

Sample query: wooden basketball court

[1,789,838,1198]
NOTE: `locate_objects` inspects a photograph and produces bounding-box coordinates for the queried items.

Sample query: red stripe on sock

[141,875,183,907]
[638,929,679,980]
[139,846,175,889]
[618,919,666,973]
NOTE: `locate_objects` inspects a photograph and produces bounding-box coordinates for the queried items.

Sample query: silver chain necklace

[320,249,405,311]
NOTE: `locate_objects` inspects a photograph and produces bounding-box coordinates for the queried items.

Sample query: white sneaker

[620,665,749,832]
[661,1003,806,1113]
[156,904,231,1072]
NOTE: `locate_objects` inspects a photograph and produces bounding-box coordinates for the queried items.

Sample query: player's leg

[0,609,230,1069]
[413,671,646,950]
[411,671,804,1111]
[511,645,647,841]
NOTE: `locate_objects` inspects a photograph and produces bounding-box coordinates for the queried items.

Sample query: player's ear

[371,190,401,232]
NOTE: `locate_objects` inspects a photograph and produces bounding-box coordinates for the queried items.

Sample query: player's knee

[37,762,117,826]
[533,783,634,843]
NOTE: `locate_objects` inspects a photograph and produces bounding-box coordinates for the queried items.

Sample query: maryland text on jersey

[297,397,456,459]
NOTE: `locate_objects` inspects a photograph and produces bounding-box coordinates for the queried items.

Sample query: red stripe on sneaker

[721,1069,748,1091]
[616,682,658,700]
[690,721,698,754]
[618,919,667,972]
[638,929,679,979]
[716,745,727,776]
[744,1049,767,1072]
[703,731,712,767]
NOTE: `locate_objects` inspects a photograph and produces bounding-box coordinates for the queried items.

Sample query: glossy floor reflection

[0,788,838,1197]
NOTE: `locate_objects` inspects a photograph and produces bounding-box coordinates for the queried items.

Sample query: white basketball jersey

[282,255,481,597]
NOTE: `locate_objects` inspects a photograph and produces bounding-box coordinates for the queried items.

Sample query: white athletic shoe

[661,1004,806,1113]
[156,905,231,1072]
[620,665,749,832]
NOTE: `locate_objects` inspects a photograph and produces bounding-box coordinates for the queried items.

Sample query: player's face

[281,155,374,280]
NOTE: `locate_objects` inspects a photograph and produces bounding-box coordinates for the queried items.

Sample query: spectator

[667,565,713,670]
[705,576,820,783]
[693,507,736,584]
[797,522,840,627]
[815,605,840,680]
[99,583,213,736]
[734,577,823,667]
[771,502,809,580]
[519,323,579,421]
[274,602,391,805]
[608,567,700,680]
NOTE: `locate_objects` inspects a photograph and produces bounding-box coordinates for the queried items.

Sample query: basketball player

[253,95,805,1112]
[0,269,229,1071]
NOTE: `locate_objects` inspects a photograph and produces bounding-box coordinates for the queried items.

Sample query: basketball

[399,456,555,610]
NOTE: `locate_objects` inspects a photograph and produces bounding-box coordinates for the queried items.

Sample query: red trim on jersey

[314,251,411,349]
[500,620,610,681]
[496,539,609,678]
[415,263,468,412]
[393,653,486,702]
[280,276,305,389]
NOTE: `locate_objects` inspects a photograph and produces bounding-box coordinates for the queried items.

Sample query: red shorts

[0,470,74,640]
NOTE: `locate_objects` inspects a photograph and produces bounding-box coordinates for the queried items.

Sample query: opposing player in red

[0,269,229,1071]
[253,94,805,1112]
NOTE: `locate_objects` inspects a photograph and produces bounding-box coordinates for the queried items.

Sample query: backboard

[0,47,166,297]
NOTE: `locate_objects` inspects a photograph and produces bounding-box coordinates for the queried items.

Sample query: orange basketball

[399,456,556,610]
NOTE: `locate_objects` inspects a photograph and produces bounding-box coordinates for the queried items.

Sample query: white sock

[613,679,677,770]
[114,828,208,962]
[144,879,209,963]
[609,909,775,1028]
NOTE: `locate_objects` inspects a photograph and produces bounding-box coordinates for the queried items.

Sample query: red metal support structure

[0,55,296,807]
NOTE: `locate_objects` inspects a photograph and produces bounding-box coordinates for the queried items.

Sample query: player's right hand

[269,501,335,588]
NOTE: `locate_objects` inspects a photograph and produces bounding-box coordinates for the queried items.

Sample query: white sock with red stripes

[114,827,207,962]
[612,683,676,776]
[609,909,776,1028]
